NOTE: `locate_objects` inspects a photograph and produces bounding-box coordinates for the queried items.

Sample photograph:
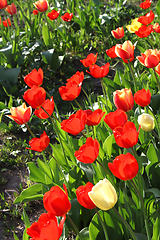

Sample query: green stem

[113,207,137,240]
[100,78,109,113]
[153,68,160,92]
[80,131,87,139]
[95,208,109,240]
[81,87,93,110]
[74,99,82,109]
[66,214,83,240]
[127,61,137,92]
[25,123,36,138]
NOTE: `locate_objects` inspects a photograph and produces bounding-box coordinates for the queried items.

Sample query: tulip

[139,0,151,9]
[138,113,155,132]
[104,109,128,130]
[27,212,66,240]
[135,24,153,38]
[84,109,105,126]
[61,109,87,135]
[3,18,11,27]
[155,63,160,76]
[33,0,48,12]
[80,53,98,68]
[5,3,17,15]
[0,0,7,9]
[26,131,50,152]
[88,179,118,211]
[106,46,117,58]
[24,68,43,88]
[113,88,134,112]
[47,10,60,20]
[108,153,139,181]
[126,18,142,33]
[66,71,84,85]
[34,97,54,119]
[43,184,71,216]
[115,40,135,61]
[76,182,96,209]
[137,49,160,68]
[23,85,46,109]
[61,13,73,22]
[111,27,124,39]
[113,121,140,149]
[134,89,151,107]
[138,10,154,25]
[33,9,39,15]
[86,63,110,78]
[7,103,32,125]
[152,23,160,33]
[74,137,100,164]
[59,81,81,101]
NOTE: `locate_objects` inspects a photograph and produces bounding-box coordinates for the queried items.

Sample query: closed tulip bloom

[135,24,153,38]
[34,0,48,12]
[115,40,135,61]
[113,121,140,148]
[137,49,160,68]
[66,71,84,85]
[76,182,96,209]
[153,23,160,33]
[26,131,50,152]
[108,153,139,181]
[59,81,81,101]
[61,13,73,22]
[61,109,87,135]
[139,0,151,9]
[47,10,60,20]
[134,89,151,107]
[33,9,39,15]
[111,27,124,39]
[0,0,7,9]
[84,109,105,126]
[138,113,155,132]
[113,88,134,112]
[23,85,46,109]
[27,212,66,240]
[86,63,110,78]
[7,103,32,125]
[34,97,54,119]
[43,184,71,216]
[126,18,142,33]
[106,46,117,58]
[24,68,43,88]
[88,179,118,211]
[5,3,17,15]
[138,10,154,25]
[104,109,128,130]
[80,53,98,68]
[74,137,100,164]
[155,63,160,76]
[3,18,11,27]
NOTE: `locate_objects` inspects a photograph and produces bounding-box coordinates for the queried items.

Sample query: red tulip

[138,10,154,25]
[34,97,54,119]
[104,109,128,130]
[26,131,50,152]
[47,10,60,20]
[59,81,81,101]
[139,0,151,9]
[43,184,71,217]
[27,212,66,240]
[137,49,160,68]
[61,13,73,22]
[61,109,87,135]
[80,53,98,67]
[84,109,105,126]
[135,24,153,38]
[86,63,110,78]
[115,40,135,61]
[76,182,96,209]
[152,23,160,33]
[33,9,39,15]
[111,27,124,39]
[5,3,17,15]
[74,137,100,164]
[113,88,134,112]
[0,0,7,9]
[3,18,11,27]
[134,89,151,107]
[66,71,84,85]
[155,63,160,76]
[106,46,117,58]
[23,85,46,109]
[24,68,43,88]
[7,103,32,125]
[33,0,48,12]
[108,153,139,180]
[113,121,140,148]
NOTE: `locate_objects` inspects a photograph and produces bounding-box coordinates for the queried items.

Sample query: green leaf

[0,101,6,110]
[37,158,54,182]
[76,227,90,240]
[152,216,160,240]
[103,134,115,158]
[134,233,147,240]
[42,24,50,47]
[27,162,46,183]
[21,210,30,240]
[156,0,160,18]
[0,122,9,131]
[50,144,69,171]
[150,94,160,114]
[146,188,160,198]
[0,66,21,85]
[41,49,64,72]
[13,233,20,240]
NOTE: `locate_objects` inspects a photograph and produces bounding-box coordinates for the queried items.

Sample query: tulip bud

[138,113,155,132]
[88,179,118,211]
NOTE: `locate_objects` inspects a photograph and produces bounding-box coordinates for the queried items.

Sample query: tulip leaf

[37,158,54,182]
[42,24,50,47]
[134,233,147,240]
[76,227,90,240]
[146,188,160,199]
[41,49,64,72]
[27,162,48,183]
[0,66,21,86]
[152,216,160,240]
[13,233,19,240]
[50,144,69,171]
[156,0,160,18]
[103,134,115,158]
[21,210,30,240]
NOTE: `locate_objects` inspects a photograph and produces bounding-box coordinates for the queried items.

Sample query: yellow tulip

[138,113,155,132]
[88,179,118,211]
[126,18,142,33]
